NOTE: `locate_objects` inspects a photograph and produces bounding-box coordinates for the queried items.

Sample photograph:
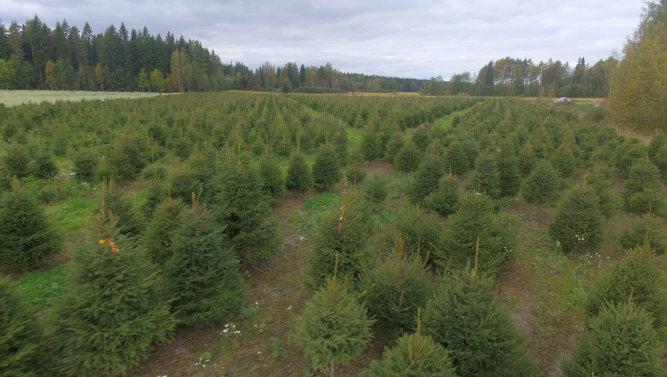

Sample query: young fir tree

[49,212,175,377]
[443,142,469,175]
[142,197,185,265]
[440,192,517,275]
[309,193,374,289]
[620,213,666,254]
[258,154,285,199]
[312,144,342,192]
[412,126,432,151]
[98,180,144,239]
[0,178,59,270]
[550,142,577,177]
[623,158,665,215]
[0,276,46,377]
[345,160,367,185]
[521,160,559,203]
[360,237,432,336]
[294,277,373,376]
[410,157,445,203]
[32,151,57,179]
[73,148,97,182]
[164,199,244,327]
[363,331,457,377]
[363,173,388,204]
[469,150,501,199]
[518,141,537,176]
[394,141,421,173]
[616,142,649,179]
[285,152,312,192]
[361,129,384,161]
[564,301,664,377]
[549,185,604,253]
[585,245,667,338]
[423,270,535,377]
[212,157,279,262]
[395,206,446,266]
[583,162,615,218]
[4,143,31,178]
[498,149,521,197]
[423,173,460,218]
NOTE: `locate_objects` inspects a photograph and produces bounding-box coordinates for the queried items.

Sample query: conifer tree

[443,142,469,175]
[345,160,366,185]
[294,277,373,376]
[469,150,501,198]
[423,270,535,377]
[585,245,667,338]
[518,142,536,176]
[212,157,279,262]
[4,143,30,178]
[258,154,285,199]
[33,152,57,179]
[286,152,312,192]
[423,173,460,218]
[333,126,349,165]
[410,157,444,203]
[361,130,384,161]
[623,158,665,215]
[411,126,432,151]
[583,162,614,217]
[309,193,374,288]
[73,148,98,182]
[616,142,649,179]
[312,144,341,192]
[564,302,664,377]
[363,173,388,204]
[0,179,59,270]
[620,213,666,254]
[50,213,175,377]
[360,238,432,336]
[549,185,603,253]
[440,192,517,274]
[164,200,244,326]
[363,331,457,377]
[395,207,445,266]
[498,149,521,197]
[521,160,559,203]
[142,197,185,265]
[394,141,421,173]
[0,276,46,377]
[550,143,577,177]
[98,180,144,239]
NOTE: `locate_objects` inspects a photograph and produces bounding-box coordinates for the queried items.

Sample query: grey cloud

[0,0,643,78]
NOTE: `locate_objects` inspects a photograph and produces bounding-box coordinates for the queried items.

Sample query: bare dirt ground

[363,161,392,175]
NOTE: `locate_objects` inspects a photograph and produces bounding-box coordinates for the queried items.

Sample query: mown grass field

[0,90,164,106]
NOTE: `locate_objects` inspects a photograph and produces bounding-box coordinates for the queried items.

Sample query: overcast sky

[0,0,645,78]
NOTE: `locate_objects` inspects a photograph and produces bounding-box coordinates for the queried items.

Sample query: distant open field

[0,90,165,107]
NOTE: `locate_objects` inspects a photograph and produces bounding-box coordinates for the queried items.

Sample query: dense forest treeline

[0,16,429,93]
[420,56,619,98]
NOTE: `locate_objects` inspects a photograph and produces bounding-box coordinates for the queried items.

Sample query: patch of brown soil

[363,161,392,175]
